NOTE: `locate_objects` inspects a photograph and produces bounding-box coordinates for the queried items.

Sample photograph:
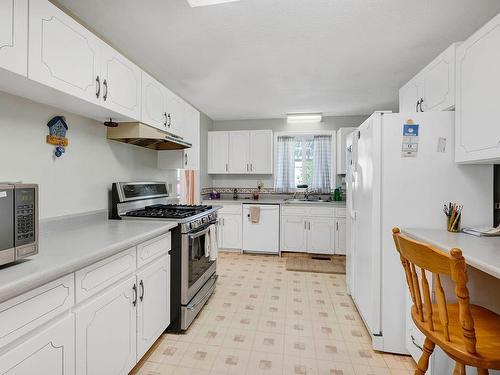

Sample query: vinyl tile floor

[130,252,417,375]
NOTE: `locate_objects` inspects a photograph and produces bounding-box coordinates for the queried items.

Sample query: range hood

[107,122,192,150]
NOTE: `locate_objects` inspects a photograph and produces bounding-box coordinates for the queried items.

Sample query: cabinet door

[0,315,74,375]
[336,128,355,174]
[249,130,273,174]
[420,44,456,112]
[229,131,250,173]
[220,213,242,249]
[334,219,346,255]
[166,89,185,137]
[0,0,28,76]
[280,215,307,252]
[29,0,101,104]
[101,43,141,120]
[208,132,229,173]
[455,13,500,163]
[75,276,137,375]
[307,217,335,254]
[183,105,200,170]
[141,71,167,130]
[398,79,421,113]
[137,256,170,360]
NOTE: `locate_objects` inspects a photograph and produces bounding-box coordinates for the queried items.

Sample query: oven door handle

[187,274,218,311]
[188,225,212,240]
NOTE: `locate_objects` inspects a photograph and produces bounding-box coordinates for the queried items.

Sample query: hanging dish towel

[249,206,261,223]
[208,225,218,261]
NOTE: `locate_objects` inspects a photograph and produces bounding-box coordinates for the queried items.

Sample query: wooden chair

[392,228,500,375]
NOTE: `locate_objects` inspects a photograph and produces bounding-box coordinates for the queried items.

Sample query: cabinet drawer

[137,232,171,268]
[335,208,346,218]
[308,206,335,217]
[0,275,74,348]
[218,203,242,215]
[75,247,137,303]
[281,206,308,216]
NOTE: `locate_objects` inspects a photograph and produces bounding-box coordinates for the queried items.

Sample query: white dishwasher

[242,204,280,254]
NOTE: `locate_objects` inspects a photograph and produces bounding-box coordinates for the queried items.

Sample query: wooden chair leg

[477,369,489,375]
[453,362,465,375]
[414,338,435,375]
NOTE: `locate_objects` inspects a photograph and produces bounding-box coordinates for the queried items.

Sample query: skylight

[187,0,240,7]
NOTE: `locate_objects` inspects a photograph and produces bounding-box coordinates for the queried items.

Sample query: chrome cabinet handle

[250,164,253,172]
[167,113,172,128]
[103,79,108,101]
[225,163,228,172]
[185,153,188,166]
[164,112,168,127]
[139,280,144,302]
[304,221,307,230]
[416,99,420,112]
[95,76,101,98]
[419,98,424,112]
[132,284,137,306]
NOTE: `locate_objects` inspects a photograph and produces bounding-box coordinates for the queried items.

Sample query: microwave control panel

[14,188,36,246]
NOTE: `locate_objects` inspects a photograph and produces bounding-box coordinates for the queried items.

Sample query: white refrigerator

[346,111,493,354]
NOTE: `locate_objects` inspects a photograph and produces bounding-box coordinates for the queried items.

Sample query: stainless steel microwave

[0,184,38,266]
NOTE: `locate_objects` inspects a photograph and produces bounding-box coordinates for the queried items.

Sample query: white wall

[209,115,368,189]
[0,92,177,219]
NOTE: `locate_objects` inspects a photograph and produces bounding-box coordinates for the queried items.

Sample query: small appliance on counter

[0,183,38,266]
[209,190,220,200]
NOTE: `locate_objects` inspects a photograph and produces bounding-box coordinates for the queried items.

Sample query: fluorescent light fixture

[187,0,240,7]
[286,113,323,123]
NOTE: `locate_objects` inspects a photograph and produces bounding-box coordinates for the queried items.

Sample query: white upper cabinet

[0,0,28,76]
[208,131,230,173]
[399,43,457,113]
[455,12,500,163]
[229,131,251,173]
[166,89,185,137]
[100,43,141,120]
[29,0,101,105]
[183,105,200,170]
[336,127,356,175]
[208,130,273,174]
[142,71,168,130]
[249,130,273,174]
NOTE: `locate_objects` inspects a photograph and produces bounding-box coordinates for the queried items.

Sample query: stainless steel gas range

[110,181,219,331]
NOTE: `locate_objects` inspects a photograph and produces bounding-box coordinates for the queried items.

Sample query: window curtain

[275,136,295,192]
[312,135,332,193]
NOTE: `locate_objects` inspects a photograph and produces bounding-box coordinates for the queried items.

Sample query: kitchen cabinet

[29,0,102,105]
[136,255,170,359]
[219,213,242,250]
[281,205,345,255]
[336,127,356,175]
[0,0,28,77]
[75,276,137,375]
[280,215,308,252]
[208,132,230,173]
[208,130,273,174]
[399,43,457,113]
[455,12,500,163]
[166,89,185,137]
[307,217,335,254]
[334,218,347,255]
[141,71,168,130]
[100,43,141,120]
[229,131,251,173]
[242,204,280,254]
[183,105,201,170]
[249,130,273,173]
[0,315,75,375]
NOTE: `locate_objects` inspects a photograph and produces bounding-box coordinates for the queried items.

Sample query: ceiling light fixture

[286,113,323,123]
[187,0,240,7]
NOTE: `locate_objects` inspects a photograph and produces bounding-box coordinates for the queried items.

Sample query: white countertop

[204,198,347,207]
[403,228,500,279]
[0,211,177,304]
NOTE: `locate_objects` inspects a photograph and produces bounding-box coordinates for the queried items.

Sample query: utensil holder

[447,215,461,233]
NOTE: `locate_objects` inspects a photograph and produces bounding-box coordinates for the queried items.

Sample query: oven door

[181,222,217,305]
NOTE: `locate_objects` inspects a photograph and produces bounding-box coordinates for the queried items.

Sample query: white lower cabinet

[280,215,307,252]
[136,255,170,359]
[307,217,335,254]
[219,213,242,249]
[334,219,347,255]
[0,315,75,375]
[75,276,137,375]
